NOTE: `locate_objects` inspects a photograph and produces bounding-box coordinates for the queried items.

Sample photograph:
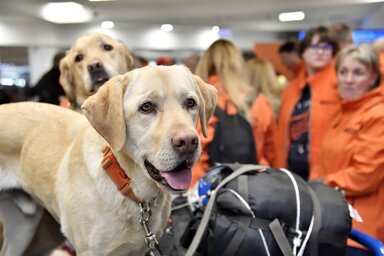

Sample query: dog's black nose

[172,130,198,153]
[87,60,103,72]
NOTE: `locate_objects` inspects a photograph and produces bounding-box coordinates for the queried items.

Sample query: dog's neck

[101,145,142,204]
[101,145,169,255]
[102,145,166,204]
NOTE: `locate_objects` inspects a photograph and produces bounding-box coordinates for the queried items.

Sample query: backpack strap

[185,164,267,256]
[278,168,319,256]
[237,175,248,201]
[268,177,322,256]
[269,219,294,256]
[279,168,305,255]
[223,216,251,256]
[306,185,322,256]
[295,185,322,256]
[222,175,251,256]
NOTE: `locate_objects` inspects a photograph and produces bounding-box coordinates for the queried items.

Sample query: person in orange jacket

[190,39,277,187]
[244,57,281,170]
[276,26,340,181]
[249,93,278,167]
[245,57,285,118]
[319,43,384,256]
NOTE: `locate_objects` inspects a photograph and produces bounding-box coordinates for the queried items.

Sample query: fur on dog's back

[0,102,85,154]
[0,102,87,192]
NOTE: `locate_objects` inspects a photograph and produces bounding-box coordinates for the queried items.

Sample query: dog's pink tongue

[161,168,191,191]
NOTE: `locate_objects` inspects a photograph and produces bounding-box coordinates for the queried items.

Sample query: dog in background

[59,32,134,109]
[0,65,217,255]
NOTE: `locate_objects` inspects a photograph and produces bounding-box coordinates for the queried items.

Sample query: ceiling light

[161,24,173,32]
[212,26,220,33]
[41,2,93,24]
[278,11,305,22]
[101,21,114,29]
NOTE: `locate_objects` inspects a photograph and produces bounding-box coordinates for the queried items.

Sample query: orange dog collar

[101,145,141,204]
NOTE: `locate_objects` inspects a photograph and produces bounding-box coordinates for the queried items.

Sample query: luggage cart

[349,228,384,256]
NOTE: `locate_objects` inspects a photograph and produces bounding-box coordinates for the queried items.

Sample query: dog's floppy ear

[193,75,217,138]
[59,54,76,104]
[118,40,134,71]
[81,74,129,152]
[124,50,134,71]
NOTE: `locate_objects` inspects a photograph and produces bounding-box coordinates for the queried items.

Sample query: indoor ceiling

[0,0,384,32]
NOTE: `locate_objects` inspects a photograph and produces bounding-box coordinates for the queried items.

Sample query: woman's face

[337,55,378,100]
[302,34,333,74]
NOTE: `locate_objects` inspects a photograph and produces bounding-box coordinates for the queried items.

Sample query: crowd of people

[1,22,383,255]
[190,23,384,256]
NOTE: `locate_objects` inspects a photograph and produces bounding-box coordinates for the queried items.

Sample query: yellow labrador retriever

[0,32,134,256]
[59,32,134,108]
[0,65,216,255]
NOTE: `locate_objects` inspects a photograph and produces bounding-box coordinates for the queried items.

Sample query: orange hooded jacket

[249,93,278,168]
[319,86,384,249]
[276,62,340,180]
[190,75,277,187]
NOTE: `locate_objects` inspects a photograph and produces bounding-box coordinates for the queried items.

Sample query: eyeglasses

[308,44,333,53]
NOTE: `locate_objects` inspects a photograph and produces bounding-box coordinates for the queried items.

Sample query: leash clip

[139,201,162,256]
[139,201,152,223]
[145,233,159,250]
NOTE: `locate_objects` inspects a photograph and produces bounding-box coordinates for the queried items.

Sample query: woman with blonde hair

[195,39,252,113]
[190,39,277,187]
[245,57,285,117]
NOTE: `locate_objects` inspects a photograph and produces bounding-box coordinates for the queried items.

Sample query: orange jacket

[319,86,384,248]
[276,62,340,180]
[249,93,278,167]
[190,76,277,187]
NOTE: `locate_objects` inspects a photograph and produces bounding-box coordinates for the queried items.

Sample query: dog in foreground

[0,65,217,255]
[0,32,134,256]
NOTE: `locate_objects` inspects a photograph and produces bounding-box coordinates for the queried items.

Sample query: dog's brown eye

[75,54,83,62]
[103,44,113,51]
[139,102,155,113]
[185,98,196,109]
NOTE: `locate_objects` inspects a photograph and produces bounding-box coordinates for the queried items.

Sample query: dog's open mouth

[91,70,110,87]
[144,160,192,191]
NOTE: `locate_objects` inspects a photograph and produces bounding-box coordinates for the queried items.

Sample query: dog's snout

[87,60,103,72]
[172,130,198,153]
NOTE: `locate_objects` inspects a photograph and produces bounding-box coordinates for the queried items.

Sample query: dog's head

[60,33,133,107]
[82,65,217,192]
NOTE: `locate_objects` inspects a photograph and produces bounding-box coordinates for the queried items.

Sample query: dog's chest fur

[70,194,171,256]
[54,137,172,255]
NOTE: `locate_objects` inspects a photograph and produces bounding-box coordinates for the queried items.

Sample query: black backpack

[208,107,257,165]
[158,196,193,256]
[184,164,352,256]
[159,108,257,256]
